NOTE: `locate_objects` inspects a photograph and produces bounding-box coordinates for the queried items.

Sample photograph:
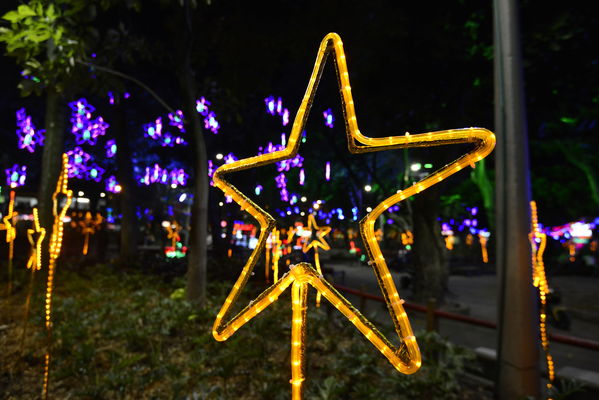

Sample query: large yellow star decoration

[301,214,331,307]
[43,153,73,399]
[211,32,495,398]
[1,190,18,294]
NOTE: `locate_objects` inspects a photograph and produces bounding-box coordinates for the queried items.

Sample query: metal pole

[493,0,540,398]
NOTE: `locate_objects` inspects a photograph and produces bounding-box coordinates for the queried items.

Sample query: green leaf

[46,4,56,19]
[17,5,37,18]
[2,11,21,23]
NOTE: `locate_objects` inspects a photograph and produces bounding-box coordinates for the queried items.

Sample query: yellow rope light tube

[1,190,18,294]
[20,207,46,353]
[302,214,331,307]
[529,201,555,393]
[210,33,495,399]
[42,154,73,399]
[479,233,489,263]
[271,228,281,283]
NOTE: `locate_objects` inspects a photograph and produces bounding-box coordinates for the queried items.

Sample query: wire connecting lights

[529,201,555,395]
[211,33,495,399]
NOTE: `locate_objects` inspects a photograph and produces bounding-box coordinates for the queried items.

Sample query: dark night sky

[0,1,597,223]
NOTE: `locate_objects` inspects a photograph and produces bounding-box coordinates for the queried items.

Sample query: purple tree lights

[105,140,117,158]
[105,175,122,193]
[66,147,92,179]
[69,98,109,145]
[84,164,105,182]
[5,165,26,188]
[144,117,163,139]
[325,161,331,181]
[137,164,189,188]
[196,97,210,115]
[168,110,185,132]
[64,147,104,182]
[323,108,334,128]
[143,116,188,147]
[16,108,44,153]
[264,95,290,126]
[195,97,221,134]
[204,111,220,134]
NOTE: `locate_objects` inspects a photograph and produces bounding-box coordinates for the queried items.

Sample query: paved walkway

[324,259,599,375]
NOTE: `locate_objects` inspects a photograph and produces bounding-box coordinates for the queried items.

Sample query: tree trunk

[182,80,209,304]
[38,88,66,243]
[411,184,448,303]
[113,104,138,263]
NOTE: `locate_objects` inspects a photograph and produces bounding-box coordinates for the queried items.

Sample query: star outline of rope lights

[211,32,495,396]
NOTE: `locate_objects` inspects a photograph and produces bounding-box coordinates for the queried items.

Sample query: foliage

[4,264,484,399]
[0,1,87,95]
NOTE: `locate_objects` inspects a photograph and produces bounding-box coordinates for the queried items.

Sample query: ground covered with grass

[1,261,490,399]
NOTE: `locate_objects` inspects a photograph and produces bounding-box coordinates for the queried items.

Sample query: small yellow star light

[529,201,555,392]
[211,33,495,399]
[42,153,73,399]
[75,211,103,255]
[20,207,46,353]
[1,190,18,294]
[165,220,182,248]
[27,208,46,271]
[301,214,331,307]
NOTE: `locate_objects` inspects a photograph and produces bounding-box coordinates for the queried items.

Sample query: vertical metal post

[493,0,540,398]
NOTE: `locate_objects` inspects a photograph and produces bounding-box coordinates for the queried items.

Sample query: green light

[473,77,480,87]
[560,117,577,125]
[405,244,412,250]
[424,163,433,169]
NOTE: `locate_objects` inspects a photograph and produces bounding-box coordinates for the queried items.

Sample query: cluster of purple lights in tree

[105,175,121,193]
[16,108,45,153]
[69,98,109,145]
[5,164,26,188]
[143,117,187,147]
[137,164,188,188]
[105,140,117,158]
[168,110,185,132]
[196,97,220,134]
[265,95,290,126]
[66,147,105,182]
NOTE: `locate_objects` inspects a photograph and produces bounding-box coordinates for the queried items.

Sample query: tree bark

[113,103,138,262]
[411,184,448,303]
[177,0,208,304]
[181,75,209,304]
[38,88,66,244]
